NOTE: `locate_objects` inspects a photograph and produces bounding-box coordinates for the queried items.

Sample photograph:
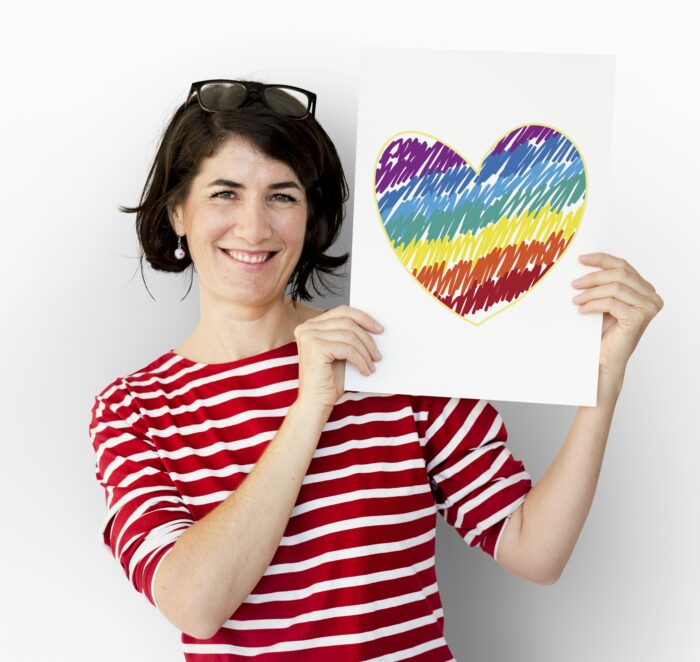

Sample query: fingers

[575,296,648,329]
[293,305,385,381]
[573,262,658,301]
[303,305,383,356]
[573,266,644,294]
[315,305,383,333]
[300,329,378,375]
[343,344,374,377]
[304,315,382,361]
[572,281,648,307]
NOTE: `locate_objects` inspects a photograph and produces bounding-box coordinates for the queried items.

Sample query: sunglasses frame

[186,79,317,120]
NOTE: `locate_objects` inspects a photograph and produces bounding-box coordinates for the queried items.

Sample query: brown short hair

[119,83,349,301]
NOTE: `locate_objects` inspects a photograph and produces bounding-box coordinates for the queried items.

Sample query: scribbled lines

[374,126,586,324]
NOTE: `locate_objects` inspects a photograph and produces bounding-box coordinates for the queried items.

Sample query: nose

[233,196,273,245]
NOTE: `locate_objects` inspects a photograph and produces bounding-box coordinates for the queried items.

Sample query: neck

[177,292,300,364]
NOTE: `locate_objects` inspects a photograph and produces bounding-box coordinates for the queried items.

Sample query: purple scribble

[375,137,465,195]
[492,125,558,155]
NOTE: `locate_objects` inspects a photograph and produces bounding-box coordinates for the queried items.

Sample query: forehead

[198,136,298,180]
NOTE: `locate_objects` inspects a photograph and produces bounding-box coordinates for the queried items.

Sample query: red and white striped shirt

[89,339,532,661]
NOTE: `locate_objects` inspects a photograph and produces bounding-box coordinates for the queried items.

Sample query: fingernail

[374,321,384,331]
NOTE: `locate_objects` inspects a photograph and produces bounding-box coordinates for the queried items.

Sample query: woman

[90,79,663,660]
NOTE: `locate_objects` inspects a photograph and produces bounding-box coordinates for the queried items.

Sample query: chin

[219,287,283,307]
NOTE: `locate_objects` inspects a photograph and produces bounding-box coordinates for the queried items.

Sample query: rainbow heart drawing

[373,125,587,325]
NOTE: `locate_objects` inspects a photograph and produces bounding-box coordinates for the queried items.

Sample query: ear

[168,202,185,236]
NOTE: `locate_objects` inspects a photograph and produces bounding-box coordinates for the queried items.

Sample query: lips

[219,247,279,266]
[225,249,273,259]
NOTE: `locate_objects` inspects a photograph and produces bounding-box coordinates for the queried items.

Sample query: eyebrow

[207,178,302,190]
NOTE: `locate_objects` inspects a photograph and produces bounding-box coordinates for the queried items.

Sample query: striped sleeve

[411,394,532,562]
[89,381,195,608]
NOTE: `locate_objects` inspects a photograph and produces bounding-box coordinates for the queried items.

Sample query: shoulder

[91,350,180,411]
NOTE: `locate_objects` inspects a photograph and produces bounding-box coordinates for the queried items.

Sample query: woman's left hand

[571,252,664,390]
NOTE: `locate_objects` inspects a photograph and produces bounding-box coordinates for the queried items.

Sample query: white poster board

[345,47,616,406]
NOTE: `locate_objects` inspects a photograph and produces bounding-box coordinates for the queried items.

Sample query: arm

[416,395,533,562]
[496,373,624,585]
[154,398,332,639]
[497,252,663,584]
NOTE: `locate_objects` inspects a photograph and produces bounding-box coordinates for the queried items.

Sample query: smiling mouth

[220,248,279,264]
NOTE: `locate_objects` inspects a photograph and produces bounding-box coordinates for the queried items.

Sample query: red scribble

[412,230,574,317]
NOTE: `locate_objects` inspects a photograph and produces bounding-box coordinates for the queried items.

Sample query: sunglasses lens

[263,86,311,118]
[198,82,247,111]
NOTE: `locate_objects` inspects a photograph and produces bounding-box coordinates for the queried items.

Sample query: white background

[1,1,697,660]
[346,48,614,406]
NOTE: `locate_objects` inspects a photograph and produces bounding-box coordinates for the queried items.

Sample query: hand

[571,252,664,386]
[293,305,384,412]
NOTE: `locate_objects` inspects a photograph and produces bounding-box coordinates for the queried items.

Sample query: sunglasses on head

[185,79,317,120]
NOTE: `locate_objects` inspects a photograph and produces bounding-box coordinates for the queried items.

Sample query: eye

[211,191,298,202]
[272,193,297,202]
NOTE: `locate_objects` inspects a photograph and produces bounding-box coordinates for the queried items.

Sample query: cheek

[189,211,229,241]
[276,213,307,245]
[293,208,310,240]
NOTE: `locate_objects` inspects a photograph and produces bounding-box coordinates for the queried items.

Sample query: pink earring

[174,235,186,260]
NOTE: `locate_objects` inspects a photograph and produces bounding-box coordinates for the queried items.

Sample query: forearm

[154,399,332,639]
[518,371,624,583]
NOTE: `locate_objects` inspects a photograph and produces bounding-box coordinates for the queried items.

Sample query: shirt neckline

[166,339,298,369]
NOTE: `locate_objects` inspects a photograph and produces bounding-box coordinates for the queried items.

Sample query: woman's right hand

[293,305,384,412]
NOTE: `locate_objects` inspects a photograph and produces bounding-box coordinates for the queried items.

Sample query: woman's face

[169,135,308,309]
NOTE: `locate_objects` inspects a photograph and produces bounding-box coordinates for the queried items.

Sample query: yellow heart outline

[372,122,589,327]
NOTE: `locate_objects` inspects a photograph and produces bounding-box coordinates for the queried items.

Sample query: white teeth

[225,250,271,264]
